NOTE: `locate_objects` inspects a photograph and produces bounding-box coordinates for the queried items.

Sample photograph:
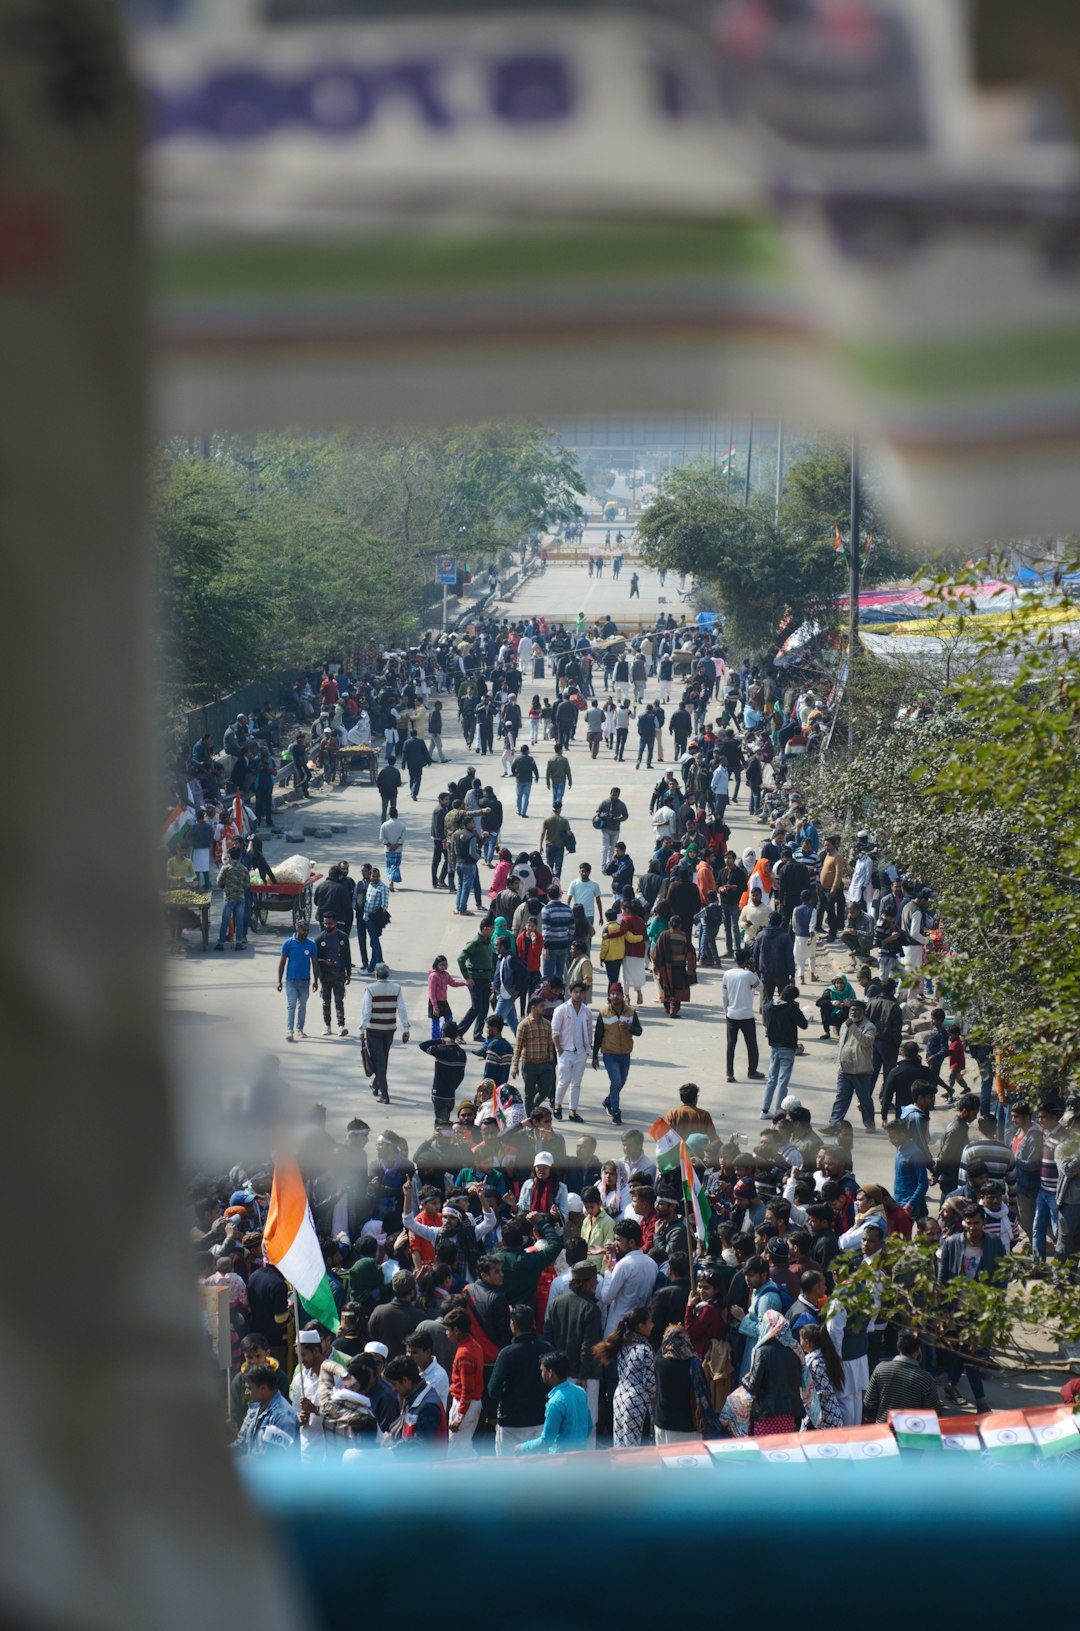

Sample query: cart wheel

[254,898,269,929]
[301,883,313,921]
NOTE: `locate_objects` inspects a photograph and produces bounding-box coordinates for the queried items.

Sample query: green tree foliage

[155,455,264,706]
[828,1234,1080,1375]
[636,442,902,658]
[156,426,584,700]
[792,555,1080,1098]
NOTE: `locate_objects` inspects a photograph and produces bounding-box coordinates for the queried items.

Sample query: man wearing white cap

[291,1325,333,1460]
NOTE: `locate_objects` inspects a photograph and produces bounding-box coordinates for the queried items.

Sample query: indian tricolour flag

[680,1139,712,1241]
[977,1411,1035,1462]
[264,1154,340,1332]
[161,804,192,847]
[888,1410,942,1453]
[1024,1407,1080,1460]
[649,1117,683,1174]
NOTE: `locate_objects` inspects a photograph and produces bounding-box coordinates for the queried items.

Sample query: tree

[637,464,842,655]
[154,455,264,706]
[790,553,1080,1098]
[827,1233,1080,1378]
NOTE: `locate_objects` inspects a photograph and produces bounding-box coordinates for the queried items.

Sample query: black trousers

[720,897,739,954]
[432,839,447,887]
[460,979,492,1040]
[615,729,628,760]
[816,887,845,938]
[367,1030,393,1101]
[726,1017,759,1075]
[321,975,347,1027]
[355,919,368,969]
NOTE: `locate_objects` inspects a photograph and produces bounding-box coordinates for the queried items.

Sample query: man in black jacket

[377,760,402,821]
[465,1256,513,1356]
[544,1260,603,1434]
[401,729,431,801]
[430,794,451,889]
[487,1305,551,1455]
[648,1250,692,1340]
[761,985,808,1118]
[866,978,903,1098]
[314,913,352,1037]
[881,1041,935,1121]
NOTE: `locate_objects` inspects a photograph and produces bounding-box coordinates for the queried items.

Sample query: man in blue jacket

[515,1350,593,1454]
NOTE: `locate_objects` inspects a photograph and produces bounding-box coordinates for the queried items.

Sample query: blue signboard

[435,555,457,584]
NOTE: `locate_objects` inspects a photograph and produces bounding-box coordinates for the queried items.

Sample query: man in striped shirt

[359,962,410,1104]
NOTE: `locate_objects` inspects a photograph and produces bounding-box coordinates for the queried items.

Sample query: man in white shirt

[404,1331,450,1407]
[567,862,603,925]
[722,949,764,1084]
[616,1127,657,1194]
[651,800,677,843]
[710,760,730,821]
[598,1219,659,1338]
[551,981,593,1122]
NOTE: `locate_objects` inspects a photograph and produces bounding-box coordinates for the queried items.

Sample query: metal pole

[743,418,754,505]
[442,581,447,631]
[774,419,784,522]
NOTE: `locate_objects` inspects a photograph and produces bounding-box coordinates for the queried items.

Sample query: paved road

[501,558,688,630]
[167,560,893,1184]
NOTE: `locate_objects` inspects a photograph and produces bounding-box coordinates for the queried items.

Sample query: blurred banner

[135,1,1080,541]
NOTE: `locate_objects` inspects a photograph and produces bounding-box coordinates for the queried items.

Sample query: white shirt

[421,1358,451,1406]
[567,877,602,919]
[651,807,676,840]
[380,817,406,847]
[722,967,762,1020]
[551,998,593,1054]
[599,1248,659,1337]
[710,765,730,797]
[359,982,411,1032]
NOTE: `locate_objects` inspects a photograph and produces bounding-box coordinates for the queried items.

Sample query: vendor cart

[338,743,378,786]
[249,871,322,932]
[163,890,212,952]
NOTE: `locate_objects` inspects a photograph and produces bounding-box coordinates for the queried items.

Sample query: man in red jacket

[443,1308,485,1457]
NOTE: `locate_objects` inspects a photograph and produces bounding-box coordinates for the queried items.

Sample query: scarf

[660,1326,725,1438]
[755,1309,822,1430]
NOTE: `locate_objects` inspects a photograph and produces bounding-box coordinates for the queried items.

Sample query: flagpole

[848,435,861,752]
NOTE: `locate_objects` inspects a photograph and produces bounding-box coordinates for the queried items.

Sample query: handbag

[360,1037,375,1078]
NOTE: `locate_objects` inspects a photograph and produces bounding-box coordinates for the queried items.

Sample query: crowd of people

[178,593,1080,1459]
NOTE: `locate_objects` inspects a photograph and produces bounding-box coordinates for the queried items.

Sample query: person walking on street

[215,845,250,950]
[635,704,657,770]
[592,984,641,1126]
[401,730,431,801]
[427,701,446,763]
[511,991,557,1113]
[353,862,373,970]
[761,984,807,1117]
[430,794,451,890]
[452,816,481,917]
[377,760,402,822]
[722,949,763,1084]
[277,918,318,1041]
[379,810,406,892]
[358,962,410,1104]
[540,803,574,878]
[458,921,496,1042]
[545,747,572,808]
[594,786,628,868]
[552,980,593,1123]
[315,913,352,1037]
[629,571,640,599]
[362,867,391,972]
[511,744,539,816]
[540,882,575,981]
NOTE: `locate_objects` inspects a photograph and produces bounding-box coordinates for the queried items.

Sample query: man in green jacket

[495,1215,562,1304]
[458,923,495,1042]
[511,745,540,817]
[545,749,573,806]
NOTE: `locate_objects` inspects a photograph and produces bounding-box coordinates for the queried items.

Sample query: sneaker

[339,1027,349,1037]
[323,1026,332,1037]
[286,1032,295,1042]
[552,1106,562,1120]
[297,1030,307,1039]
[611,1112,623,1125]
[747,1070,765,1080]
[568,1111,584,1123]
[601,1097,611,1111]
[760,1110,771,1118]
[727,1074,736,1083]
[943,1383,962,1405]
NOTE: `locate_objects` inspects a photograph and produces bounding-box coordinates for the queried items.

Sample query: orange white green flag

[649,1117,683,1173]
[264,1153,340,1332]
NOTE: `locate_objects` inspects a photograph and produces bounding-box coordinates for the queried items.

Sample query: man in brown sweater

[664,1081,719,1142]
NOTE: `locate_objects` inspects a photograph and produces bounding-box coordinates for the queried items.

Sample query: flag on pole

[264,1153,340,1332]
[649,1116,683,1173]
[862,531,875,567]
[680,1138,712,1241]
[833,523,846,556]
[160,804,192,847]
[718,446,736,474]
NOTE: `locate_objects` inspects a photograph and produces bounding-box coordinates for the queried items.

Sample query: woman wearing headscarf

[654,1324,725,1444]
[652,912,693,1017]
[719,1309,821,1437]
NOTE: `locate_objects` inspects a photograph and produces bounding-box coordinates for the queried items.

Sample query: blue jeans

[456,863,478,914]
[284,979,309,1034]
[603,1052,631,1114]
[484,829,500,863]
[217,898,246,944]
[494,994,519,1034]
[830,1070,875,1129]
[1033,1190,1060,1259]
[549,780,565,805]
[542,946,568,983]
[893,1154,930,1219]
[762,1047,796,1113]
[364,921,383,971]
[516,781,532,816]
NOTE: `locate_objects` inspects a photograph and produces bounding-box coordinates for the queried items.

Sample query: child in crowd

[925,1007,950,1097]
[472,1015,514,1085]
[946,1024,969,1096]
[599,909,626,992]
[427,954,467,1039]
